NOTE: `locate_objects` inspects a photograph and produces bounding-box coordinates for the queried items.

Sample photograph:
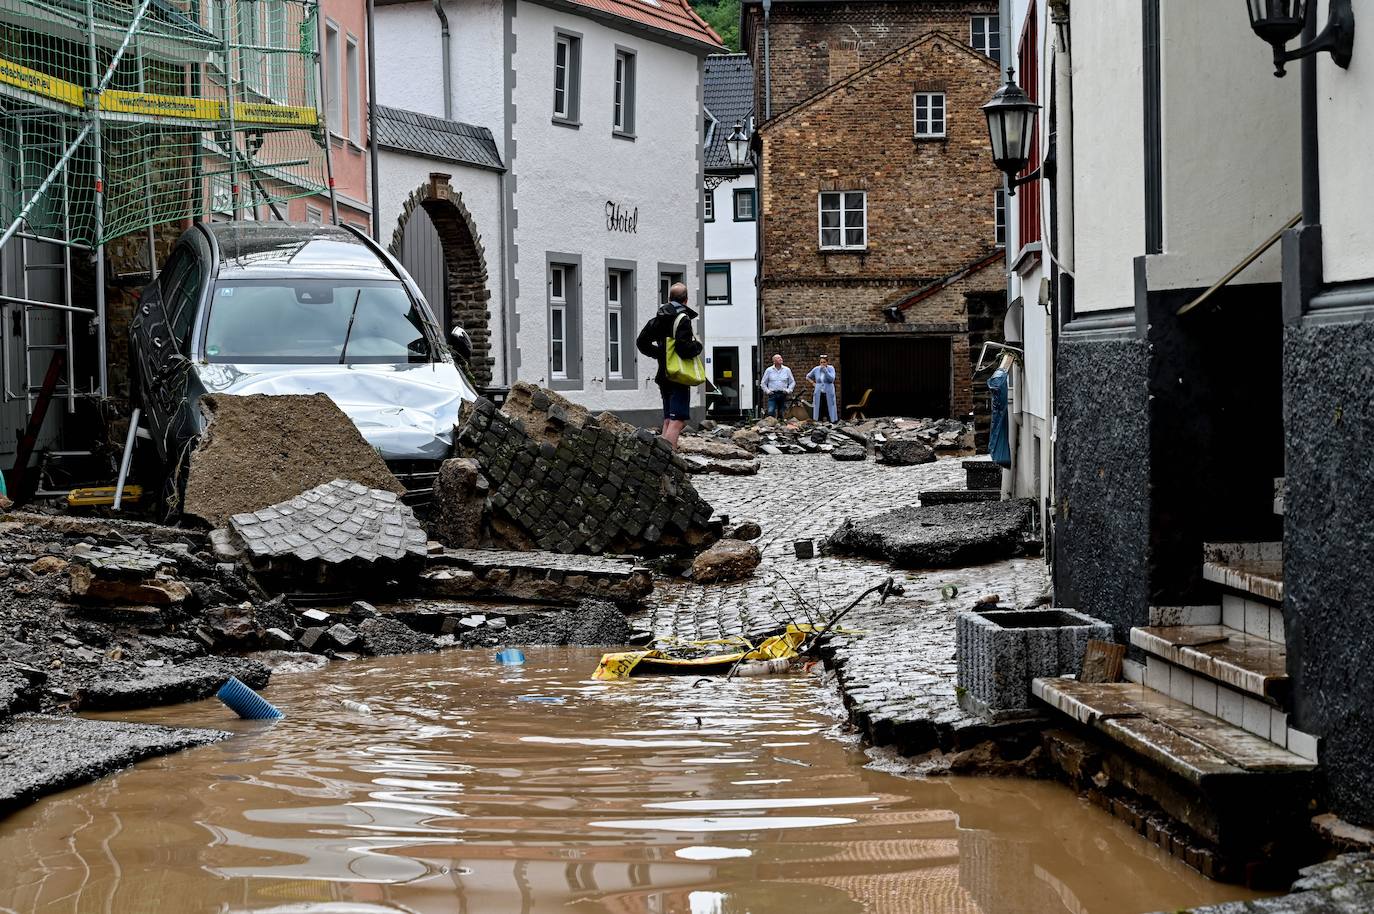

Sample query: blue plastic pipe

[217,676,284,720]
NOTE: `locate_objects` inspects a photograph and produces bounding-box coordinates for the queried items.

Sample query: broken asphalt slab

[0,714,230,818]
[184,393,405,527]
[424,546,654,607]
[826,498,1038,568]
[76,656,270,711]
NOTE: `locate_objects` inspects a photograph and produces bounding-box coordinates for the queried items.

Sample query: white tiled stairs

[1124,542,1317,762]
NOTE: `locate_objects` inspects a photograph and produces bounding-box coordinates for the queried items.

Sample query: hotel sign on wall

[606,201,639,233]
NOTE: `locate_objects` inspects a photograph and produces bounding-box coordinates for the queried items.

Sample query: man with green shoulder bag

[635,282,704,448]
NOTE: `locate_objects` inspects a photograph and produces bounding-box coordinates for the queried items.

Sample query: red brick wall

[745,1,998,121]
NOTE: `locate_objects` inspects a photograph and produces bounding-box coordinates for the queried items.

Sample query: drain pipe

[498,169,512,386]
[434,0,453,120]
[761,0,772,120]
[366,0,380,240]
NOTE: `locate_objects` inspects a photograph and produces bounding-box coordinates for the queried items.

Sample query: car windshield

[202,279,437,364]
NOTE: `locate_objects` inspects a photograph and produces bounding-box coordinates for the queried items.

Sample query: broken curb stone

[827,498,1037,568]
[424,547,653,607]
[691,538,762,584]
[184,393,405,527]
[228,479,428,590]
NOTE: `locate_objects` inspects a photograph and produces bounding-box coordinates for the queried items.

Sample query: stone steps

[1202,541,1283,603]
[1132,625,1287,701]
[1033,678,1318,784]
[917,488,1000,505]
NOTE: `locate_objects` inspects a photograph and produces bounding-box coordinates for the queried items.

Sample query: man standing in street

[760,353,795,418]
[636,282,702,448]
[807,354,837,423]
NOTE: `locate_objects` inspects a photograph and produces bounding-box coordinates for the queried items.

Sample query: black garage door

[839,336,952,419]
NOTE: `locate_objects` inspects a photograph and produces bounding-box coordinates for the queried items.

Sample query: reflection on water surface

[0,647,1264,913]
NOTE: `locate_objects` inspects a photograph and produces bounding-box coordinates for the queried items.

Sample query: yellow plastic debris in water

[67,486,142,506]
[593,627,812,681]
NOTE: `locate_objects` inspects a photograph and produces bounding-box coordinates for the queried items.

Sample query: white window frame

[818,191,868,251]
[703,186,714,222]
[346,35,361,144]
[550,265,568,379]
[971,15,1000,61]
[995,188,1007,247]
[266,0,288,103]
[913,92,946,138]
[553,33,580,122]
[324,22,342,137]
[607,270,623,379]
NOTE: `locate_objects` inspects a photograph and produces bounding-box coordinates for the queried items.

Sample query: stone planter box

[956,608,1113,720]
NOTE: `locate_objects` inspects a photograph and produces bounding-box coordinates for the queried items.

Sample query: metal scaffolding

[0,0,331,465]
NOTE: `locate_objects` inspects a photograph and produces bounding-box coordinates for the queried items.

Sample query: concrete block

[1167,666,1194,705]
[1270,708,1288,747]
[1145,657,1170,693]
[1269,607,1286,644]
[1244,600,1270,640]
[1123,659,1145,684]
[955,607,1113,719]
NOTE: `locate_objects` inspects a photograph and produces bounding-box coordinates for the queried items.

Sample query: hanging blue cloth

[987,369,1011,469]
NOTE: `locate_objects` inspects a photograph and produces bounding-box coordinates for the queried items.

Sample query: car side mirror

[449,326,472,363]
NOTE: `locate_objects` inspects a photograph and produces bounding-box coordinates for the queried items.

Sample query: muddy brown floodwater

[0,648,1265,914]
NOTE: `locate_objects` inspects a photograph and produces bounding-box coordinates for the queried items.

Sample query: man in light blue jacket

[807,354,837,422]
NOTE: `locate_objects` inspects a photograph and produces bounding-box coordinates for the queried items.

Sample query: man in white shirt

[759,353,795,418]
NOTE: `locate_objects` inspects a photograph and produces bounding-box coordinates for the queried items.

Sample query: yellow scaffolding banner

[0,56,84,107]
[101,89,223,121]
[233,102,319,127]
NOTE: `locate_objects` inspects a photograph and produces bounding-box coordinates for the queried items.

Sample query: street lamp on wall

[1246,0,1354,77]
[726,121,750,168]
[981,69,1041,197]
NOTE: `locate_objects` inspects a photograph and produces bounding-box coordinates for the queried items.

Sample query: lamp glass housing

[982,76,1039,178]
[726,122,749,168]
[1246,0,1307,46]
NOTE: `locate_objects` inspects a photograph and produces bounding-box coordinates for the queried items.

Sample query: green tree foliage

[691,0,741,52]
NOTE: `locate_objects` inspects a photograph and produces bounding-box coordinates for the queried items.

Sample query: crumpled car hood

[194,362,473,461]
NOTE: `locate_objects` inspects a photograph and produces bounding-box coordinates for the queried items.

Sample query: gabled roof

[546,0,723,52]
[704,53,754,170]
[759,30,996,132]
[374,106,505,172]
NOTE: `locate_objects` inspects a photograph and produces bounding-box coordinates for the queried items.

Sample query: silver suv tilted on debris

[129,221,476,506]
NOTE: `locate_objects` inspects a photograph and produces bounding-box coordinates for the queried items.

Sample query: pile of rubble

[683,414,973,464]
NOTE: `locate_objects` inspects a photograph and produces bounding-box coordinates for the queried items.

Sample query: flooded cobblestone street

[0,648,1261,913]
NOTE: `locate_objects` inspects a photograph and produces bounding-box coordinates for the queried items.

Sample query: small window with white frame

[325,22,341,135]
[971,15,1000,61]
[606,269,624,378]
[613,49,635,135]
[346,35,361,144]
[913,92,946,138]
[550,264,568,378]
[818,191,867,251]
[704,186,714,222]
[553,32,581,123]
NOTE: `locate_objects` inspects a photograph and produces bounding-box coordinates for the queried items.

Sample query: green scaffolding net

[0,0,329,247]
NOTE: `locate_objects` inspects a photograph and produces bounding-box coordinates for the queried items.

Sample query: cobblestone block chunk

[449,383,717,555]
[229,479,428,589]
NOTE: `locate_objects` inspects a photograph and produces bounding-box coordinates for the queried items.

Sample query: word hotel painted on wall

[606,201,639,233]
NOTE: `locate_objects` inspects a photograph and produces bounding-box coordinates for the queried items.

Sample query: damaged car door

[132,243,203,462]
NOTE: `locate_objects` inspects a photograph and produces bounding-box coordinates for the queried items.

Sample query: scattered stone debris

[682,414,973,458]
[451,383,718,555]
[830,444,867,462]
[691,538,762,584]
[423,547,654,607]
[0,714,230,816]
[68,544,190,605]
[183,393,405,527]
[724,520,762,541]
[456,600,632,648]
[226,480,429,589]
[676,436,761,475]
[826,498,1038,568]
[357,616,437,656]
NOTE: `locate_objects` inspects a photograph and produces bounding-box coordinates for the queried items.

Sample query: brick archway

[390,173,493,386]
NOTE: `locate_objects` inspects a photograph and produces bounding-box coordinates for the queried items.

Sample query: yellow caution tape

[102,89,223,120]
[233,101,319,126]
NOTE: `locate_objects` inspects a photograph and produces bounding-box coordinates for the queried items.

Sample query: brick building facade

[744,2,1005,424]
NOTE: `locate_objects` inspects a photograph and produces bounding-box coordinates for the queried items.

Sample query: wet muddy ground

[0,648,1263,914]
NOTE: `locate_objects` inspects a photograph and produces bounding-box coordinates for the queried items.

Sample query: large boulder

[691,538,762,584]
[358,616,436,655]
[877,439,937,466]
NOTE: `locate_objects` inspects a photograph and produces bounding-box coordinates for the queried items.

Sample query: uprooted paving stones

[0,382,1045,814]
